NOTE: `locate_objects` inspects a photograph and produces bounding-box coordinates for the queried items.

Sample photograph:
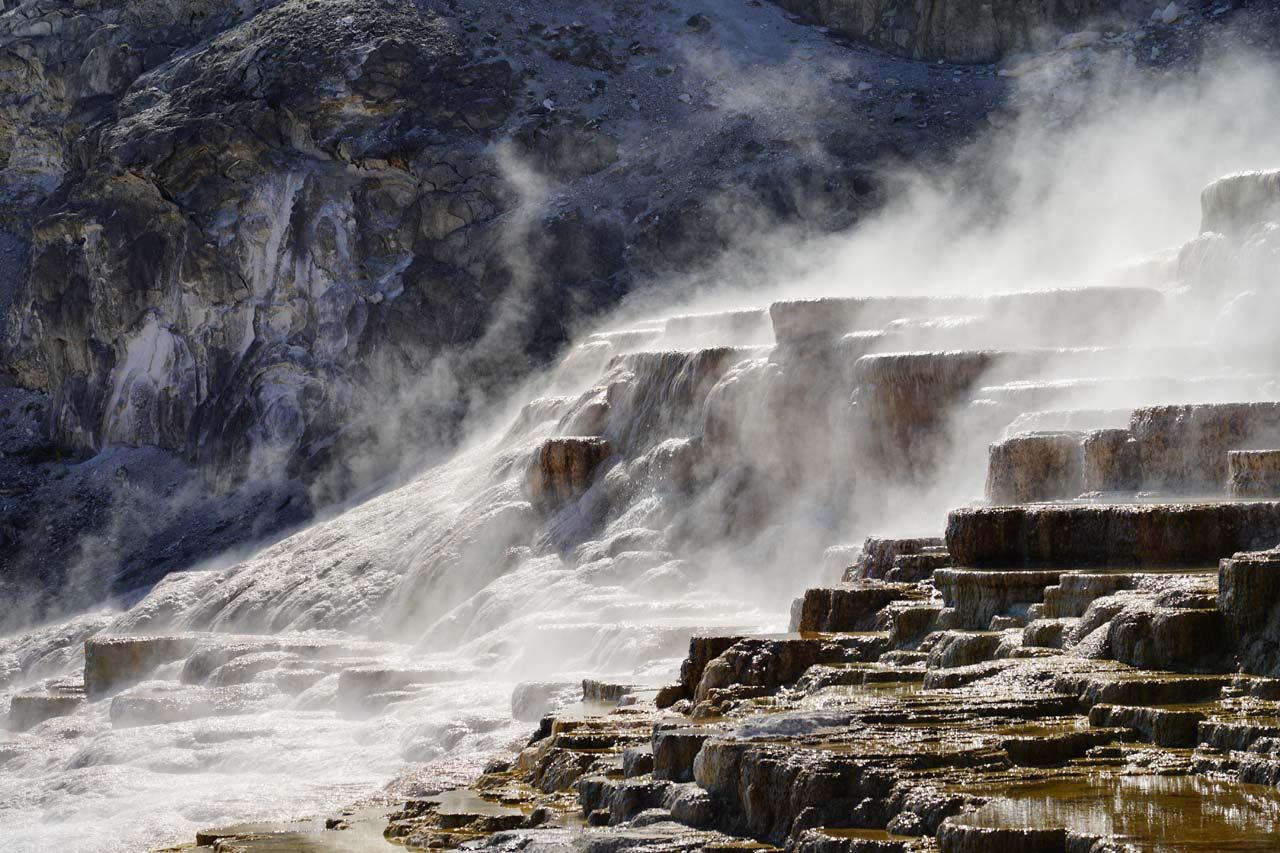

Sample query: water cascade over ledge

[6,167,1280,853]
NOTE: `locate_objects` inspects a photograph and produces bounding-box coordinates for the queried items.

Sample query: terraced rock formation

[45,168,1262,851]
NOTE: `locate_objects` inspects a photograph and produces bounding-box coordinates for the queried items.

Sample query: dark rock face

[770,0,1124,63]
[6,0,525,487]
[947,502,1280,568]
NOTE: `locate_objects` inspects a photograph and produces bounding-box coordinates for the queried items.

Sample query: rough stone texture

[1106,606,1230,673]
[5,0,526,488]
[525,437,615,511]
[925,630,1003,668]
[1228,450,1280,498]
[1219,549,1280,638]
[854,349,1002,478]
[947,502,1280,568]
[1130,403,1280,494]
[768,0,1121,63]
[1081,428,1140,494]
[1087,703,1204,747]
[0,0,899,527]
[652,727,715,783]
[933,568,1062,629]
[694,634,889,704]
[1219,548,1280,676]
[986,431,1084,504]
[851,536,946,580]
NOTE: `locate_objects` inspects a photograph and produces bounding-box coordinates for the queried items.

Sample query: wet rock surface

[283,165,1280,853]
[7,25,1280,850]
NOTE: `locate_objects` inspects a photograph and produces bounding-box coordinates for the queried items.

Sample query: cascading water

[0,317,800,853]
[0,265,1261,851]
[6,57,1280,853]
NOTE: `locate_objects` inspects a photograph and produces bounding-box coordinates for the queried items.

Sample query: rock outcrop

[771,0,1124,63]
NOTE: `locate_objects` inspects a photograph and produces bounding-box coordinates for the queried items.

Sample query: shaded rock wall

[1,0,884,499]
[948,502,1280,568]
[769,0,1127,63]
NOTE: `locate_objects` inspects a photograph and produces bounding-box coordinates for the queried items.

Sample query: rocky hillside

[0,0,1276,618]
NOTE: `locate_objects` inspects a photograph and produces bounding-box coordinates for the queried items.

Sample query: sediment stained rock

[932,568,1063,630]
[693,633,889,705]
[524,437,615,511]
[947,502,1280,567]
[1081,428,1141,494]
[1130,402,1280,494]
[84,635,199,697]
[789,583,921,632]
[851,537,947,581]
[986,431,1085,504]
[1228,449,1280,497]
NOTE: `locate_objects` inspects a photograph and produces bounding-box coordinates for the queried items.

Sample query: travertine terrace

[63,170,1275,852]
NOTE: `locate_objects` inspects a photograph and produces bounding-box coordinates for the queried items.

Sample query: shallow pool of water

[956,772,1280,851]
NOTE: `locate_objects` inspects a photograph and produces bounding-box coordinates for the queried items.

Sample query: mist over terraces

[4,0,1280,852]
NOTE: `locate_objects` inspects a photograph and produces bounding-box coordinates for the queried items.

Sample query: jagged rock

[693,634,888,704]
[660,635,746,706]
[779,0,1127,62]
[851,537,946,581]
[6,0,528,487]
